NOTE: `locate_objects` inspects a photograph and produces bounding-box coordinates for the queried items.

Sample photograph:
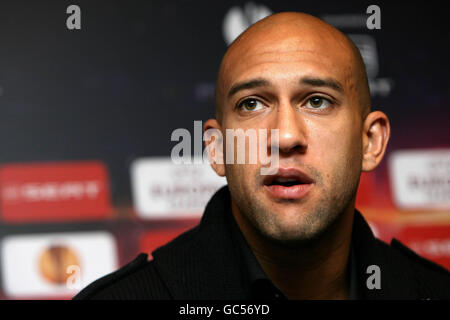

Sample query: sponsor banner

[0,161,112,223]
[1,231,118,298]
[398,225,450,270]
[130,157,226,219]
[222,2,272,45]
[389,149,450,210]
[366,219,401,244]
[140,225,195,259]
[355,171,376,208]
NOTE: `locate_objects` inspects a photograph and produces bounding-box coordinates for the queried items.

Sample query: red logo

[399,225,450,270]
[0,161,112,223]
[140,224,197,259]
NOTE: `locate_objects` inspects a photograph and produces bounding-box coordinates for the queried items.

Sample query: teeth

[275,177,299,183]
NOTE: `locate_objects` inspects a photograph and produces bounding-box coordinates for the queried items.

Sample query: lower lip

[264,184,313,200]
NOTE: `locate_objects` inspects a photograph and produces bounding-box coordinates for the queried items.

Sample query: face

[206,21,387,247]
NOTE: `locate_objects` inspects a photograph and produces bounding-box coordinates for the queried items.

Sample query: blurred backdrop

[0,0,448,299]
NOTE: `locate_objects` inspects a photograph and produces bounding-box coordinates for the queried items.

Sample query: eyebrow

[300,77,344,93]
[227,76,344,98]
[227,78,271,98]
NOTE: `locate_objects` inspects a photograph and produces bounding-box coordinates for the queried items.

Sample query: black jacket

[74,186,450,300]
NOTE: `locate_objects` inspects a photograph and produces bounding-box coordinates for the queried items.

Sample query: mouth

[263,168,314,200]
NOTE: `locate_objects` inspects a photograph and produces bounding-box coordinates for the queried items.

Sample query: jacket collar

[152,185,419,299]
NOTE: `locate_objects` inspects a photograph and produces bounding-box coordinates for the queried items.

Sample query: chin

[255,206,337,247]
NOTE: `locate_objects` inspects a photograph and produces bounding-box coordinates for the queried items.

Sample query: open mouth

[263,168,314,199]
[266,177,307,187]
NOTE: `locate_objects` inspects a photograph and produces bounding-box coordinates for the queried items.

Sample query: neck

[231,201,354,300]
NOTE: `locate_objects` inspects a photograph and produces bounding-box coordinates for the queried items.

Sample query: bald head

[215,12,370,121]
[204,12,391,264]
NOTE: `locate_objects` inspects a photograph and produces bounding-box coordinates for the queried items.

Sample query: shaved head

[215,12,371,121]
[204,11,390,299]
[204,10,389,254]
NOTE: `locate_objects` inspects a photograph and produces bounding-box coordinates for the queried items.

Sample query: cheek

[225,163,258,191]
[309,120,362,185]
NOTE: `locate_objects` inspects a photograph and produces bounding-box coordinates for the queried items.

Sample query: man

[74,12,450,300]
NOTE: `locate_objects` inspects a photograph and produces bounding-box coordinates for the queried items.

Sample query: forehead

[221,30,356,92]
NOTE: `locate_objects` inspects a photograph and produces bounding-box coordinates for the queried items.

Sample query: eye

[305,96,331,110]
[237,98,265,112]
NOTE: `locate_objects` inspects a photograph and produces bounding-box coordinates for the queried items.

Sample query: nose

[271,100,308,155]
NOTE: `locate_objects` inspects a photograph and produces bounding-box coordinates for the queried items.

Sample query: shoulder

[73,253,171,300]
[379,238,450,298]
[73,225,204,300]
[389,238,449,275]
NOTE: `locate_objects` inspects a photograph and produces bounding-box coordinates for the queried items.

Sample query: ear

[361,111,391,172]
[204,118,226,177]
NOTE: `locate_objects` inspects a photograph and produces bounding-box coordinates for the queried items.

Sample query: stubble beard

[228,164,360,249]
